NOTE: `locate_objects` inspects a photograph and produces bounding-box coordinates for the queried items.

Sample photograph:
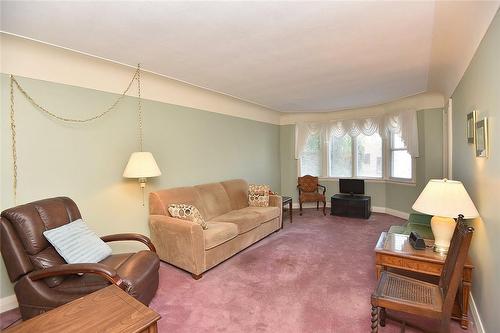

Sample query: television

[339,179,365,195]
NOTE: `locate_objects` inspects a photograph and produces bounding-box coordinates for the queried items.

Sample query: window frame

[328,133,384,180]
[387,132,416,183]
[298,132,415,184]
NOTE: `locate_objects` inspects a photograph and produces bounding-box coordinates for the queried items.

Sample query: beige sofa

[149,179,282,279]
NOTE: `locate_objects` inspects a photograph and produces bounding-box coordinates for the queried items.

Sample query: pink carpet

[149,210,476,333]
[1,210,476,332]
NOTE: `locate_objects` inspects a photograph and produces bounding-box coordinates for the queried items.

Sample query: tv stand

[330,194,371,219]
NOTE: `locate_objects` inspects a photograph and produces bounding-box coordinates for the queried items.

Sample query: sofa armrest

[269,195,283,228]
[269,195,282,208]
[149,215,205,275]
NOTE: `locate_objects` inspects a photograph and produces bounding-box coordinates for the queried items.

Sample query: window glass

[300,134,321,176]
[390,132,412,179]
[391,132,406,149]
[329,135,352,177]
[356,133,383,178]
[391,150,412,179]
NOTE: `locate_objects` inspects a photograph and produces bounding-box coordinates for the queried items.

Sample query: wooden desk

[375,232,473,330]
[5,285,160,333]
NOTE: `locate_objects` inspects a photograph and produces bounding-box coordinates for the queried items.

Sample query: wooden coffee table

[374,232,473,329]
[5,285,160,333]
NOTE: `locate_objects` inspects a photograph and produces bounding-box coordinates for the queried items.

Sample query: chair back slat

[439,217,474,314]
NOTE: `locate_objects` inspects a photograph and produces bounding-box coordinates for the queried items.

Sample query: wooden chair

[297,175,326,216]
[370,216,474,333]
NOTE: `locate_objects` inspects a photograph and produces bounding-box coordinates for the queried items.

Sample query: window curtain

[295,109,419,159]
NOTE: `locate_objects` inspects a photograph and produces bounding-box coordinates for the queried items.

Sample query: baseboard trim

[291,202,410,220]
[371,206,386,214]
[292,202,331,209]
[0,294,18,313]
[382,208,410,220]
[469,292,485,333]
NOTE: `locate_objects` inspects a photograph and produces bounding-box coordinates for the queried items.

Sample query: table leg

[289,200,293,223]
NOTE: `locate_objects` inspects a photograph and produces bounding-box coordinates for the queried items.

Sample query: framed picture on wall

[466,110,476,144]
[475,118,488,157]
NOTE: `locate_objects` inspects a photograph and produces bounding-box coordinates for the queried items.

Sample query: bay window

[299,131,413,182]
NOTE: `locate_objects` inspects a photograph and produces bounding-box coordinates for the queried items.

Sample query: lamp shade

[123,152,161,178]
[412,179,479,219]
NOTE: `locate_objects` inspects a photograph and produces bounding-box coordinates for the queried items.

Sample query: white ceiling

[1,1,499,112]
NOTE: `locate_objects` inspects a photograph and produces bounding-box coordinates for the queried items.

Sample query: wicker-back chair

[370,216,474,333]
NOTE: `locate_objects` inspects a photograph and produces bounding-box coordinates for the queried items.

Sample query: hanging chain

[9,76,18,204]
[9,64,143,204]
[136,64,145,206]
[137,64,143,152]
[10,66,140,123]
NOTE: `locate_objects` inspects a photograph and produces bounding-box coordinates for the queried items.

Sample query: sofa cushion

[242,206,280,222]
[54,253,133,294]
[195,183,232,220]
[203,222,238,250]
[211,209,262,234]
[28,247,66,287]
[221,179,249,210]
[149,187,207,218]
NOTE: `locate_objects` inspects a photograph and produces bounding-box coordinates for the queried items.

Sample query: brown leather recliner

[0,197,160,320]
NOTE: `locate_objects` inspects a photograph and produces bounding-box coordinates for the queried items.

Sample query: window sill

[317,177,416,186]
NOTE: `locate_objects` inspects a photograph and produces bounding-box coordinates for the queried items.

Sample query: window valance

[295,109,419,159]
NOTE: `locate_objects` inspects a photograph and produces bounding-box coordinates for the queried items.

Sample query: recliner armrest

[101,233,156,252]
[28,263,124,289]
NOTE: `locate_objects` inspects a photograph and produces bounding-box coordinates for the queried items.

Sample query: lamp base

[433,243,450,254]
[430,215,456,254]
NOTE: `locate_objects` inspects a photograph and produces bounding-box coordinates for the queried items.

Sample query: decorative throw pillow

[43,219,112,264]
[248,184,270,207]
[168,204,208,230]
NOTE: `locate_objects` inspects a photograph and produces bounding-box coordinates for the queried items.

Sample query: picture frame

[475,118,488,158]
[466,110,476,144]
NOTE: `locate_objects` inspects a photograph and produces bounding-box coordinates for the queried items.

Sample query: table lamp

[412,179,478,254]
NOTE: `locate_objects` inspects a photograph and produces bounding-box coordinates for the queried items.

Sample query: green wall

[385,109,444,212]
[451,10,500,333]
[0,74,281,298]
[0,73,446,304]
[280,109,443,213]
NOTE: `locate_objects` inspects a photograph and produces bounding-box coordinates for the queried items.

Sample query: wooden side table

[374,232,473,329]
[281,196,292,228]
[5,285,160,333]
